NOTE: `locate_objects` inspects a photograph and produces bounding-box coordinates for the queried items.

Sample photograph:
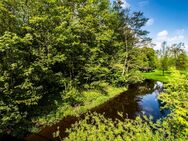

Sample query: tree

[112,0,150,77]
[0,0,153,136]
[158,41,170,75]
[140,47,158,71]
[176,51,188,70]
[169,43,187,70]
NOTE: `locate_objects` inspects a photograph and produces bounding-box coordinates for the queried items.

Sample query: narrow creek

[25,79,170,141]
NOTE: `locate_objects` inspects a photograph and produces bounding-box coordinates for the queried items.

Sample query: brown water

[25,79,169,141]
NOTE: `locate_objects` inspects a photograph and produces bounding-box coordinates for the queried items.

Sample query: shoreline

[25,84,127,140]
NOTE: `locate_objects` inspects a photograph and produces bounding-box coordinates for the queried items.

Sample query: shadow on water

[20,79,170,141]
[91,79,169,122]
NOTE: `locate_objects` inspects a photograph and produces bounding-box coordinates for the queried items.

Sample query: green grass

[142,69,187,82]
[32,83,127,132]
[142,70,170,82]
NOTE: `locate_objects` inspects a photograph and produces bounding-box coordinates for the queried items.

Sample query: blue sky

[112,0,188,50]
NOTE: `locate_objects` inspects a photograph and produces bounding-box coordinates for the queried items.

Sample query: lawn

[142,70,171,82]
[142,69,187,82]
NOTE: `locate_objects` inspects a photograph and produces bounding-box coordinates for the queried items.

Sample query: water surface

[25,80,169,141]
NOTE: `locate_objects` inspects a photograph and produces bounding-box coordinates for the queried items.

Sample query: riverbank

[26,79,163,141]
[30,82,127,133]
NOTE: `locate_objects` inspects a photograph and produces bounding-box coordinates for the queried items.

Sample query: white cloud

[185,45,188,53]
[121,0,131,9]
[153,41,162,50]
[153,29,187,51]
[146,18,154,26]
[157,30,168,40]
[169,29,185,42]
[156,29,185,43]
[168,35,184,42]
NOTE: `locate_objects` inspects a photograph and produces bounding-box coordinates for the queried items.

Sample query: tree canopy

[0,0,160,137]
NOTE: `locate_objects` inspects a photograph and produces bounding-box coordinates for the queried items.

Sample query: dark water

[24,79,169,141]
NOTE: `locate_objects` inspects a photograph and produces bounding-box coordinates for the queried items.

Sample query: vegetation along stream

[0,1,188,141]
[25,79,170,141]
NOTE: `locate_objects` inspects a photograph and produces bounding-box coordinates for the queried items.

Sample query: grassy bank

[142,70,170,82]
[142,69,187,82]
[31,83,127,132]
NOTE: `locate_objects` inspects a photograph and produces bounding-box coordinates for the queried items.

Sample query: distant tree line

[157,41,188,75]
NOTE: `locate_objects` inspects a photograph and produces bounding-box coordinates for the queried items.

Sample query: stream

[25,79,170,141]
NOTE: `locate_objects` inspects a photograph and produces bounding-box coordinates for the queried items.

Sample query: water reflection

[137,81,170,121]
[154,81,163,91]
[94,80,169,121]
[25,79,170,141]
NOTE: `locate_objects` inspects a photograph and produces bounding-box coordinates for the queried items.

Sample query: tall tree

[170,43,185,68]
[159,41,170,75]
[112,0,150,77]
[176,51,188,70]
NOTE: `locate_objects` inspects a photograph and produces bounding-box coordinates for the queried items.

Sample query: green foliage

[157,42,188,72]
[35,84,126,127]
[128,47,158,72]
[142,47,158,70]
[0,32,37,132]
[0,0,153,136]
[0,0,187,138]
[0,103,22,133]
[64,69,188,141]
[61,81,83,106]
[176,51,188,70]
[159,68,188,138]
[128,70,144,83]
[64,113,173,141]
[159,41,170,75]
